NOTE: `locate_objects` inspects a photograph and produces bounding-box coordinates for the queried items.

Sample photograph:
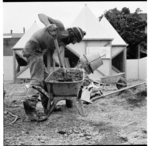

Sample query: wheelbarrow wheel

[116,78,127,90]
[66,100,73,108]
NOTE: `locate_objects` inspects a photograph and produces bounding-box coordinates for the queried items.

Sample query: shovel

[53,38,64,68]
[53,38,67,78]
[46,38,66,116]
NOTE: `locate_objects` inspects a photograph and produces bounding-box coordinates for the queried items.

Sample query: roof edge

[112,44,128,47]
[83,38,114,41]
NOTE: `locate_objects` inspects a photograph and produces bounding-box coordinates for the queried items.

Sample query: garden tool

[53,38,64,68]
[53,38,67,79]
[46,38,67,116]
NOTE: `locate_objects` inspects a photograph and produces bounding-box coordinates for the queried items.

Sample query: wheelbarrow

[44,35,86,117]
[100,73,127,90]
[45,68,86,117]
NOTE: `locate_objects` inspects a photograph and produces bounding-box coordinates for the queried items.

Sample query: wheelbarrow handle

[53,38,64,68]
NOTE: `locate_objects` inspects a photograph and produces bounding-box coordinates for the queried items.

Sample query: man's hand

[46,24,58,38]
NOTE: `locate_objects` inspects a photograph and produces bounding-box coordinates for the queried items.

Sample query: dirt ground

[4,79,147,145]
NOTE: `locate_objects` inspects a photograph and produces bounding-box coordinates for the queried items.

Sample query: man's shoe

[25,113,39,122]
[37,115,48,122]
[25,113,47,122]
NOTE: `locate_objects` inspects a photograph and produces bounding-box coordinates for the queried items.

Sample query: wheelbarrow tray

[100,73,125,84]
[45,68,84,96]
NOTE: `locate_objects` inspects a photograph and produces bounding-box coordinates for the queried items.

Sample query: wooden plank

[13,50,16,83]
[96,69,106,76]
[15,52,27,62]
[112,65,122,73]
[16,65,30,78]
[124,47,127,80]
[53,60,55,71]
[109,44,112,76]
[47,49,51,73]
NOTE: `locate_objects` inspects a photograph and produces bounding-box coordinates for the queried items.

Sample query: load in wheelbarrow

[45,68,86,117]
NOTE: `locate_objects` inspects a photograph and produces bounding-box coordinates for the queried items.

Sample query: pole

[13,50,16,83]
[138,45,140,79]
[92,81,146,102]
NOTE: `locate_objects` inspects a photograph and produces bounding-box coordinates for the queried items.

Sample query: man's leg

[39,80,49,115]
[24,53,48,121]
[23,87,39,121]
[40,67,49,114]
[23,87,48,122]
[40,93,48,114]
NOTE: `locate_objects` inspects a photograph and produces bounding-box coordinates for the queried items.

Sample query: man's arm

[38,13,65,31]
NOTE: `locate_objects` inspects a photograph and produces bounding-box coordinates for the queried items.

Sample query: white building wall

[97,60,110,76]
[89,70,103,81]
[67,42,86,57]
[3,57,13,81]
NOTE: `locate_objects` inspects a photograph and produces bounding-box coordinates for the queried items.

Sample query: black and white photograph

[2,1,148,145]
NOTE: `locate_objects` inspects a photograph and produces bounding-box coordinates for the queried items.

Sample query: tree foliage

[99,7,147,59]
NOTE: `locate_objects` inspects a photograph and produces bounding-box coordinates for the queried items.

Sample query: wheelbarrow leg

[47,101,56,116]
[47,97,62,116]
[72,97,86,117]
[46,91,53,115]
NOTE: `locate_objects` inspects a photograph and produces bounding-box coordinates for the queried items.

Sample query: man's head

[67,27,86,44]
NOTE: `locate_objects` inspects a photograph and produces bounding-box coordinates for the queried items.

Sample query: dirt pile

[46,68,84,82]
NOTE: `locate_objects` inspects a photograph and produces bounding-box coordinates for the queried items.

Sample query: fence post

[13,50,16,83]
[138,45,140,79]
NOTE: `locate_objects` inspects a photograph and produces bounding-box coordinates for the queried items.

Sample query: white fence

[127,57,147,80]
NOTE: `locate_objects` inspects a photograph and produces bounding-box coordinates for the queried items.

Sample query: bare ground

[4,79,147,145]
